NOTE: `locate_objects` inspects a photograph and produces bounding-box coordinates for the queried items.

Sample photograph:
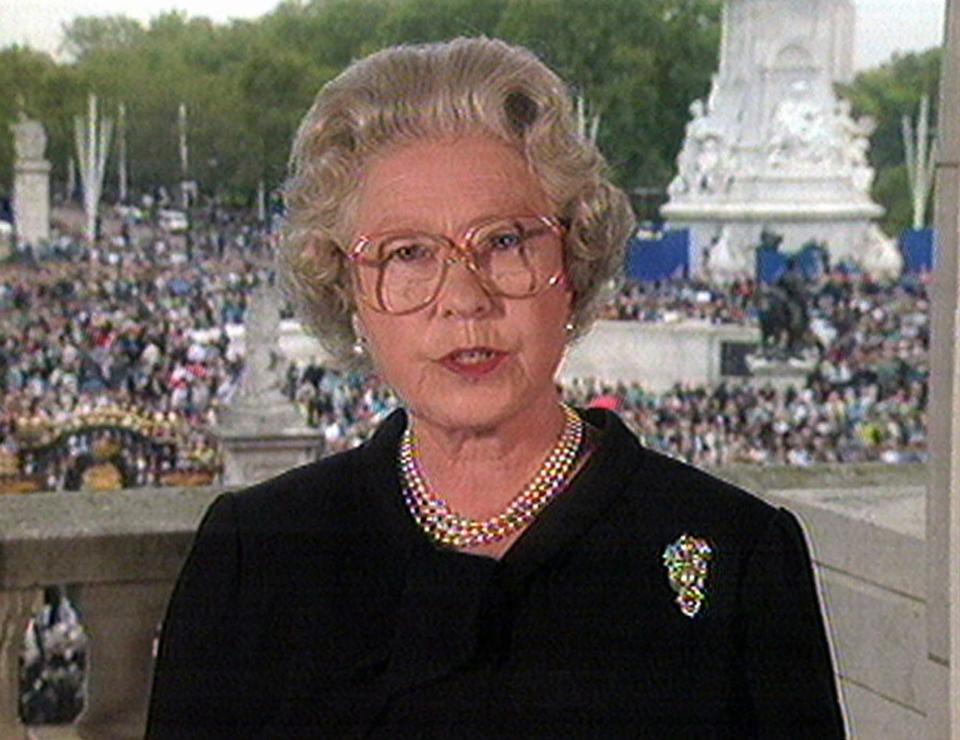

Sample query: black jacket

[147,408,845,738]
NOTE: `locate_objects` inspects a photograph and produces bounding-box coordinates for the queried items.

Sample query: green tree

[265,0,387,66]
[0,46,81,196]
[377,0,506,45]
[839,48,941,233]
[872,165,913,236]
[10,0,934,229]
[64,12,250,199]
[60,15,146,61]
[235,47,333,190]
[497,0,720,215]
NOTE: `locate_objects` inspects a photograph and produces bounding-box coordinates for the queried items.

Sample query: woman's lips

[438,347,509,378]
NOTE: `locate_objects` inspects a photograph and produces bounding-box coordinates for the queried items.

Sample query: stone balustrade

[0,485,223,739]
[0,463,925,738]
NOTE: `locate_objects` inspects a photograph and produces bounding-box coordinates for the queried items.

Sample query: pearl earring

[351,314,367,356]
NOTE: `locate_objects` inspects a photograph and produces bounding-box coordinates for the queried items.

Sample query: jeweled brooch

[663,534,713,618]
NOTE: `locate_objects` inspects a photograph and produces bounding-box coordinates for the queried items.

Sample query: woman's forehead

[353,134,550,235]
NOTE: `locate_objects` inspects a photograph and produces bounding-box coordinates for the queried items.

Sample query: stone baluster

[74,582,173,739]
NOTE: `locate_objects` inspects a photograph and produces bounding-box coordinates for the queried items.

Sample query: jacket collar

[358,406,645,581]
[353,407,645,698]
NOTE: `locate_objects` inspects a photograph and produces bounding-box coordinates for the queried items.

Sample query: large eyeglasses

[348,215,566,314]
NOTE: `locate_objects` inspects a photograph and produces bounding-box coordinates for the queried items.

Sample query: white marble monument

[662,0,899,279]
[10,113,51,250]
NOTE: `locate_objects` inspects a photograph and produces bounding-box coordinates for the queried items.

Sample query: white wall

[559,320,759,391]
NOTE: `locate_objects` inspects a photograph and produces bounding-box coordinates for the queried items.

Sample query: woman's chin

[411,399,517,434]
[407,382,547,434]
[425,360,557,425]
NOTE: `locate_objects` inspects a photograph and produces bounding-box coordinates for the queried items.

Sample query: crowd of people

[564,377,926,467]
[0,206,930,494]
[584,269,929,465]
[0,208,273,490]
[288,356,926,471]
[287,269,929,468]
[284,363,398,454]
[601,276,758,324]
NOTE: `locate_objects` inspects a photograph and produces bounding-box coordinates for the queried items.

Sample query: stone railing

[0,463,925,738]
[0,485,223,739]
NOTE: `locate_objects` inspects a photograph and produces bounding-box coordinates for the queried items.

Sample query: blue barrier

[756,243,828,285]
[795,245,828,281]
[626,230,690,282]
[756,246,788,284]
[900,228,935,273]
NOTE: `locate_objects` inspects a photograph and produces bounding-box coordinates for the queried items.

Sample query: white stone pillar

[117,103,128,205]
[67,157,76,203]
[926,0,960,735]
[178,103,190,210]
[10,118,51,252]
[257,179,267,223]
[12,162,51,250]
[73,582,173,739]
[903,96,937,230]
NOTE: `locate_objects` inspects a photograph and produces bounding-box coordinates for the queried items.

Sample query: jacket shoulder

[223,444,366,526]
[586,408,781,537]
[633,445,780,528]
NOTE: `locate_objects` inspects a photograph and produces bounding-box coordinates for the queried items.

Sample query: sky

[0,0,946,71]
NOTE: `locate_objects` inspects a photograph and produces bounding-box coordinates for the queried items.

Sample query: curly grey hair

[281,36,635,370]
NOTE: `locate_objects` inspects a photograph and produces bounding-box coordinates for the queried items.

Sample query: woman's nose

[435,259,495,318]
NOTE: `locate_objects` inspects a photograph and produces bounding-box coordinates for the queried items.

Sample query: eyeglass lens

[355,217,560,313]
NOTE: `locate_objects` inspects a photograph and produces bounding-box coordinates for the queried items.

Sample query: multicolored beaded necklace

[398,404,584,548]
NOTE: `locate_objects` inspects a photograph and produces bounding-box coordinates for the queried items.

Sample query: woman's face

[351,133,572,432]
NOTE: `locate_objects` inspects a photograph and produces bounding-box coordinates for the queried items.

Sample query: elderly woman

[147,38,844,737]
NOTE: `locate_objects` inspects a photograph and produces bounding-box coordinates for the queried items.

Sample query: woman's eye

[486,231,524,251]
[385,242,433,263]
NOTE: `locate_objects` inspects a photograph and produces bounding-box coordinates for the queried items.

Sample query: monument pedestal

[665,193,883,277]
[744,354,816,393]
[215,394,321,487]
[218,281,324,487]
[217,430,323,487]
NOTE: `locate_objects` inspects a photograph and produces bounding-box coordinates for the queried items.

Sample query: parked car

[0,220,12,254]
[114,205,145,223]
[159,210,189,233]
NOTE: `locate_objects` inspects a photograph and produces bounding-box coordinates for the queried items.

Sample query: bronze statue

[755,267,811,359]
